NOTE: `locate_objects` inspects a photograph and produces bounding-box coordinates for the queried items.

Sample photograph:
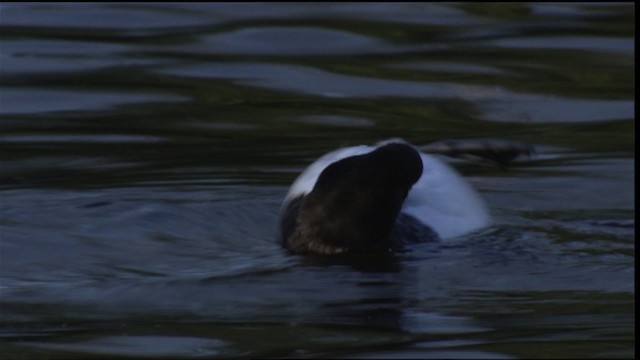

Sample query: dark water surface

[0,3,634,359]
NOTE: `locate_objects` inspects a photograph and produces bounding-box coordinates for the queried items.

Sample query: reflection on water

[0,2,634,359]
[2,88,189,114]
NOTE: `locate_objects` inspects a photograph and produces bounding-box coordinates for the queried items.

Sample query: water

[0,3,634,359]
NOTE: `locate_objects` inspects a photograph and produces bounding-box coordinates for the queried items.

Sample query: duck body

[280,139,491,255]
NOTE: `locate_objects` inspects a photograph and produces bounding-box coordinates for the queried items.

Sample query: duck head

[281,143,423,254]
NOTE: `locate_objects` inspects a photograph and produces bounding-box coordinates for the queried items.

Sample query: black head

[283,143,423,254]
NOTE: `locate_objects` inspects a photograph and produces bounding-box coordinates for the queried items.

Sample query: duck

[279,138,533,255]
